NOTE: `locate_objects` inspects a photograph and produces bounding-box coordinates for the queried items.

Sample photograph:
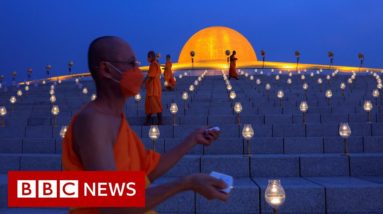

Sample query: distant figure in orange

[145,51,163,125]
[229,50,238,80]
[164,54,176,90]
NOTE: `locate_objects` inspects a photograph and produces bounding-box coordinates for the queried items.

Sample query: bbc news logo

[8,171,145,207]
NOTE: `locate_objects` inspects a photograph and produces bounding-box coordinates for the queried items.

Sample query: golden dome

[178,26,257,65]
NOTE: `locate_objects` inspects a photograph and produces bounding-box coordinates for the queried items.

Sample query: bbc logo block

[8,171,145,207]
[17,180,78,198]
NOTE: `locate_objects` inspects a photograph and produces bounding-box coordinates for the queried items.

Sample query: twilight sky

[0,0,382,81]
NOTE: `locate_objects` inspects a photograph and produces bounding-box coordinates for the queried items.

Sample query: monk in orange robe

[144,51,163,125]
[164,54,176,90]
[62,36,228,214]
[229,50,239,80]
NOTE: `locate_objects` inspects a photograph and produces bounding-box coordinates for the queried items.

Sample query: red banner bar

[8,171,145,207]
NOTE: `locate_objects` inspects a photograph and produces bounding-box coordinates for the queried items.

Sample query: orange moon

[178,26,257,65]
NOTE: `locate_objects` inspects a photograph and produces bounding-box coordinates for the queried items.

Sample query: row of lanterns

[228,71,286,213]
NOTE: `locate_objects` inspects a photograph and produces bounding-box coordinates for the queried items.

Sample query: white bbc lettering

[84,182,137,197]
[109,183,127,196]
[126,182,136,196]
[98,182,108,196]
[38,180,57,198]
[17,180,36,198]
[84,182,96,196]
[59,180,78,198]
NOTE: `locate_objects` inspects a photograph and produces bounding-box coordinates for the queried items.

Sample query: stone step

[2,136,383,155]
[1,153,383,178]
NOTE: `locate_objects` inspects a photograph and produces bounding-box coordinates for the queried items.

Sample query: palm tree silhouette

[260,50,266,69]
[295,51,301,71]
[328,51,334,69]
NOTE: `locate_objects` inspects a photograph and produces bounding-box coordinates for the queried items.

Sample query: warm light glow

[17,90,23,97]
[325,89,333,98]
[229,91,237,100]
[134,93,142,102]
[265,83,271,91]
[287,78,292,85]
[10,96,16,104]
[170,103,178,114]
[49,89,55,95]
[339,123,351,138]
[51,105,60,116]
[182,91,189,100]
[372,89,380,98]
[50,95,56,103]
[299,101,308,113]
[303,83,308,90]
[317,78,323,84]
[277,90,284,99]
[256,79,261,85]
[363,100,373,112]
[178,26,257,65]
[340,83,346,90]
[0,106,7,116]
[227,84,232,91]
[60,126,67,138]
[91,94,97,101]
[265,179,286,209]
[82,87,88,95]
[242,124,254,140]
[25,85,29,91]
[234,102,242,114]
[149,125,160,141]
[189,85,195,92]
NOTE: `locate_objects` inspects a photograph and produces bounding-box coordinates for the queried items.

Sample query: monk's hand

[184,173,229,201]
[188,127,220,146]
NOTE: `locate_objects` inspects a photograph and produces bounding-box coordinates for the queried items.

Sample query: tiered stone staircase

[1,69,383,213]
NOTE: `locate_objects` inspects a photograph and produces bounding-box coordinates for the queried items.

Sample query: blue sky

[0,0,382,81]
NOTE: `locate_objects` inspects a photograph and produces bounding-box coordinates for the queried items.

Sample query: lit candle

[60,126,68,138]
[242,124,254,155]
[265,179,286,213]
[82,87,88,95]
[149,125,160,151]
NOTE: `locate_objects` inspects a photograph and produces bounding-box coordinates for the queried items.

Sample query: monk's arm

[74,113,192,213]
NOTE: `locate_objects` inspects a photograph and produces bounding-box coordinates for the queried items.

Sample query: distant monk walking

[145,51,163,125]
[228,50,238,80]
[164,54,176,90]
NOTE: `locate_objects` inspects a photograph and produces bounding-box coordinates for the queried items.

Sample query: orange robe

[229,55,238,79]
[145,61,163,114]
[164,61,176,90]
[62,113,160,214]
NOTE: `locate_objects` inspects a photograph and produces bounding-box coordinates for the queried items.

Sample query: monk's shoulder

[73,106,108,138]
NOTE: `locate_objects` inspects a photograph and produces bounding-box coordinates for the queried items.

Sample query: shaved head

[88,36,134,87]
